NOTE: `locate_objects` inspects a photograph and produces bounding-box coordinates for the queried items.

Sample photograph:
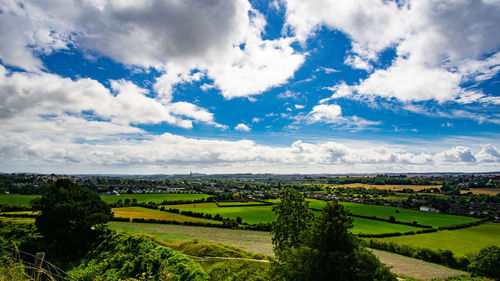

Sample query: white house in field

[419,206,436,212]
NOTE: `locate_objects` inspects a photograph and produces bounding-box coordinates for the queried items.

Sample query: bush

[69,232,209,281]
[468,246,500,280]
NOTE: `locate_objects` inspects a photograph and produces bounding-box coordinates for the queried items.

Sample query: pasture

[112,207,221,224]
[374,222,500,257]
[331,183,441,191]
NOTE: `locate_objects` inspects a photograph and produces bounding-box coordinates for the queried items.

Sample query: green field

[173,203,276,224]
[0,194,39,206]
[0,193,211,207]
[340,202,478,228]
[216,201,268,206]
[112,207,221,224]
[352,217,421,235]
[374,222,500,257]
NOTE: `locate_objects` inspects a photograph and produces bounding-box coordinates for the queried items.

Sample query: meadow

[112,207,222,224]
[374,222,500,257]
[0,193,211,207]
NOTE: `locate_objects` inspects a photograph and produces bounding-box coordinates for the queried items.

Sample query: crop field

[101,193,211,204]
[112,207,222,224]
[374,222,500,257]
[331,183,441,191]
[460,188,500,195]
[0,194,39,206]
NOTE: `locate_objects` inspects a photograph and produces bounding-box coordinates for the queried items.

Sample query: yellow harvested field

[460,188,500,195]
[112,207,221,224]
[331,183,441,191]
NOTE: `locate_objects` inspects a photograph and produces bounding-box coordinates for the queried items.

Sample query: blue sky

[0,0,499,174]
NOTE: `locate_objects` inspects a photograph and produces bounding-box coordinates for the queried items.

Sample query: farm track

[184,254,269,263]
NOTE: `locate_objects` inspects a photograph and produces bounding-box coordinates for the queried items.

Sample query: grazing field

[112,207,221,224]
[102,193,211,204]
[374,222,500,257]
[340,202,478,228]
[0,194,39,206]
[331,183,441,191]
[460,188,500,195]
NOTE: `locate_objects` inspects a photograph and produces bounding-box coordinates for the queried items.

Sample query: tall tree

[271,188,313,255]
[31,179,111,253]
[271,198,395,281]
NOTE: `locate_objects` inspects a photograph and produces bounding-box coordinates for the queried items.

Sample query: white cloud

[475,144,500,162]
[302,104,380,130]
[305,104,342,124]
[0,0,305,99]
[0,65,223,129]
[235,123,251,132]
[2,124,498,173]
[315,67,339,73]
[284,0,500,107]
[436,146,476,163]
[295,104,304,109]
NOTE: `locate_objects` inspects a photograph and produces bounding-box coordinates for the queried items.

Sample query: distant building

[419,206,436,212]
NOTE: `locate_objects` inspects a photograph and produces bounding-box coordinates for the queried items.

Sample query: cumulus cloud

[436,146,477,163]
[235,123,251,132]
[0,0,304,99]
[1,121,498,173]
[0,65,223,129]
[302,104,380,130]
[284,0,500,108]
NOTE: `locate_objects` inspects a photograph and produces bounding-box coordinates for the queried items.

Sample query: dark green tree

[271,188,313,255]
[468,246,500,280]
[31,179,111,252]
[271,199,395,281]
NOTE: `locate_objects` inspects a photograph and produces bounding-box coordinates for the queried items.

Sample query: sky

[0,0,500,174]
